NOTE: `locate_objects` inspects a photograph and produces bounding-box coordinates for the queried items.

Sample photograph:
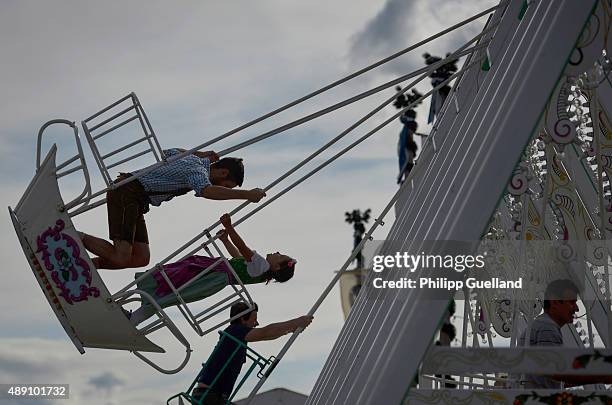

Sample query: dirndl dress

[135,255,265,318]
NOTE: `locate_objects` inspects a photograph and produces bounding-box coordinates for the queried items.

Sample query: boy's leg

[80,233,114,257]
[130,241,150,268]
[130,213,150,267]
[82,184,146,269]
[82,220,149,269]
[80,233,124,260]
[80,174,151,269]
[82,237,134,269]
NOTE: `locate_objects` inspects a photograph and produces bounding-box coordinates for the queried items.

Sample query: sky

[0,1,495,404]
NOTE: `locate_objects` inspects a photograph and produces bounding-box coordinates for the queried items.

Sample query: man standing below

[81,148,266,270]
[519,279,612,388]
[192,302,313,405]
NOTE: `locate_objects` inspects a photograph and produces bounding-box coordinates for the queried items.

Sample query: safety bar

[193,294,240,320]
[257,356,277,379]
[115,289,192,374]
[128,266,214,337]
[113,232,255,337]
[89,104,136,132]
[84,93,133,121]
[207,231,255,303]
[186,232,255,335]
[56,154,81,172]
[134,92,165,158]
[166,331,272,405]
[139,282,252,338]
[106,148,151,169]
[36,120,92,212]
[100,135,151,160]
[81,92,165,187]
[199,302,250,337]
[156,264,205,336]
[57,164,86,179]
[93,115,140,140]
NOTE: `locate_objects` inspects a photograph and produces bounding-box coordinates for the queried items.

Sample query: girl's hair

[262,258,296,284]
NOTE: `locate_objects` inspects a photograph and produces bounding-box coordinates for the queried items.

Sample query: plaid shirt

[518,313,563,389]
[133,148,212,206]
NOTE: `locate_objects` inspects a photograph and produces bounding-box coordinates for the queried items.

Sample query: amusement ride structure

[8,0,612,404]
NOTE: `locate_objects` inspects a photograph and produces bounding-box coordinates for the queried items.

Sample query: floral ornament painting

[37,220,100,304]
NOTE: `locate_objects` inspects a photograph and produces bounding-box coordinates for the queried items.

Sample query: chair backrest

[81,93,165,187]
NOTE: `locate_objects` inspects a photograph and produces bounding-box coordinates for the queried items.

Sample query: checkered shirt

[517,313,563,389]
[133,148,212,206]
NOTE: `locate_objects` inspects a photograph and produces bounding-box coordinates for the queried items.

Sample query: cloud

[348,0,497,78]
[0,349,64,381]
[0,337,188,405]
[84,372,126,405]
[349,0,412,66]
[87,372,126,393]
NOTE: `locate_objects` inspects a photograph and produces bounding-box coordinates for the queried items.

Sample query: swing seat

[167,331,274,405]
[10,147,165,354]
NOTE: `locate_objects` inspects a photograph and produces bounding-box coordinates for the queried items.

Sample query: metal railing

[81,92,165,187]
[114,289,192,374]
[115,231,255,337]
[36,120,92,212]
[167,330,273,405]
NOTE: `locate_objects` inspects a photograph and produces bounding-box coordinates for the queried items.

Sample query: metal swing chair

[167,330,275,405]
[9,93,256,374]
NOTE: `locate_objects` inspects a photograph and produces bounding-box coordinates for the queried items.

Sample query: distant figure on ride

[129,214,296,325]
[518,279,612,388]
[392,86,421,184]
[191,302,313,405]
[79,148,267,270]
[397,111,418,184]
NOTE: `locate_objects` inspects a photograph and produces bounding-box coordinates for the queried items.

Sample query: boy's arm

[245,316,313,342]
[217,231,241,259]
[201,186,266,202]
[220,214,253,261]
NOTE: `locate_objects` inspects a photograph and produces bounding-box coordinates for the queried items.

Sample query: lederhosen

[107,173,191,244]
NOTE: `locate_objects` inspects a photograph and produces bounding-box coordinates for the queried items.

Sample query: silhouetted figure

[345,209,371,269]
[435,300,457,388]
[394,87,422,184]
[423,52,458,123]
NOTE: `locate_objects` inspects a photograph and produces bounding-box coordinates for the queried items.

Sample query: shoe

[121,308,132,320]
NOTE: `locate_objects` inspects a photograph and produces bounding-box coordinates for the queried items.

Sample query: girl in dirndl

[129,214,296,325]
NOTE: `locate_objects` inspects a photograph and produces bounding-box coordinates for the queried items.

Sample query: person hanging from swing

[191,302,313,405]
[128,213,297,325]
[397,111,418,184]
[393,86,421,184]
[79,148,267,270]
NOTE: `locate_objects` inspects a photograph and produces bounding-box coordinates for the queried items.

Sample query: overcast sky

[0,1,495,403]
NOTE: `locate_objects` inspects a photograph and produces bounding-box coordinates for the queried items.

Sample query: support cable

[68,3,505,217]
[184,57,486,259]
[244,59,483,401]
[114,45,482,301]
[244,143,418,402]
